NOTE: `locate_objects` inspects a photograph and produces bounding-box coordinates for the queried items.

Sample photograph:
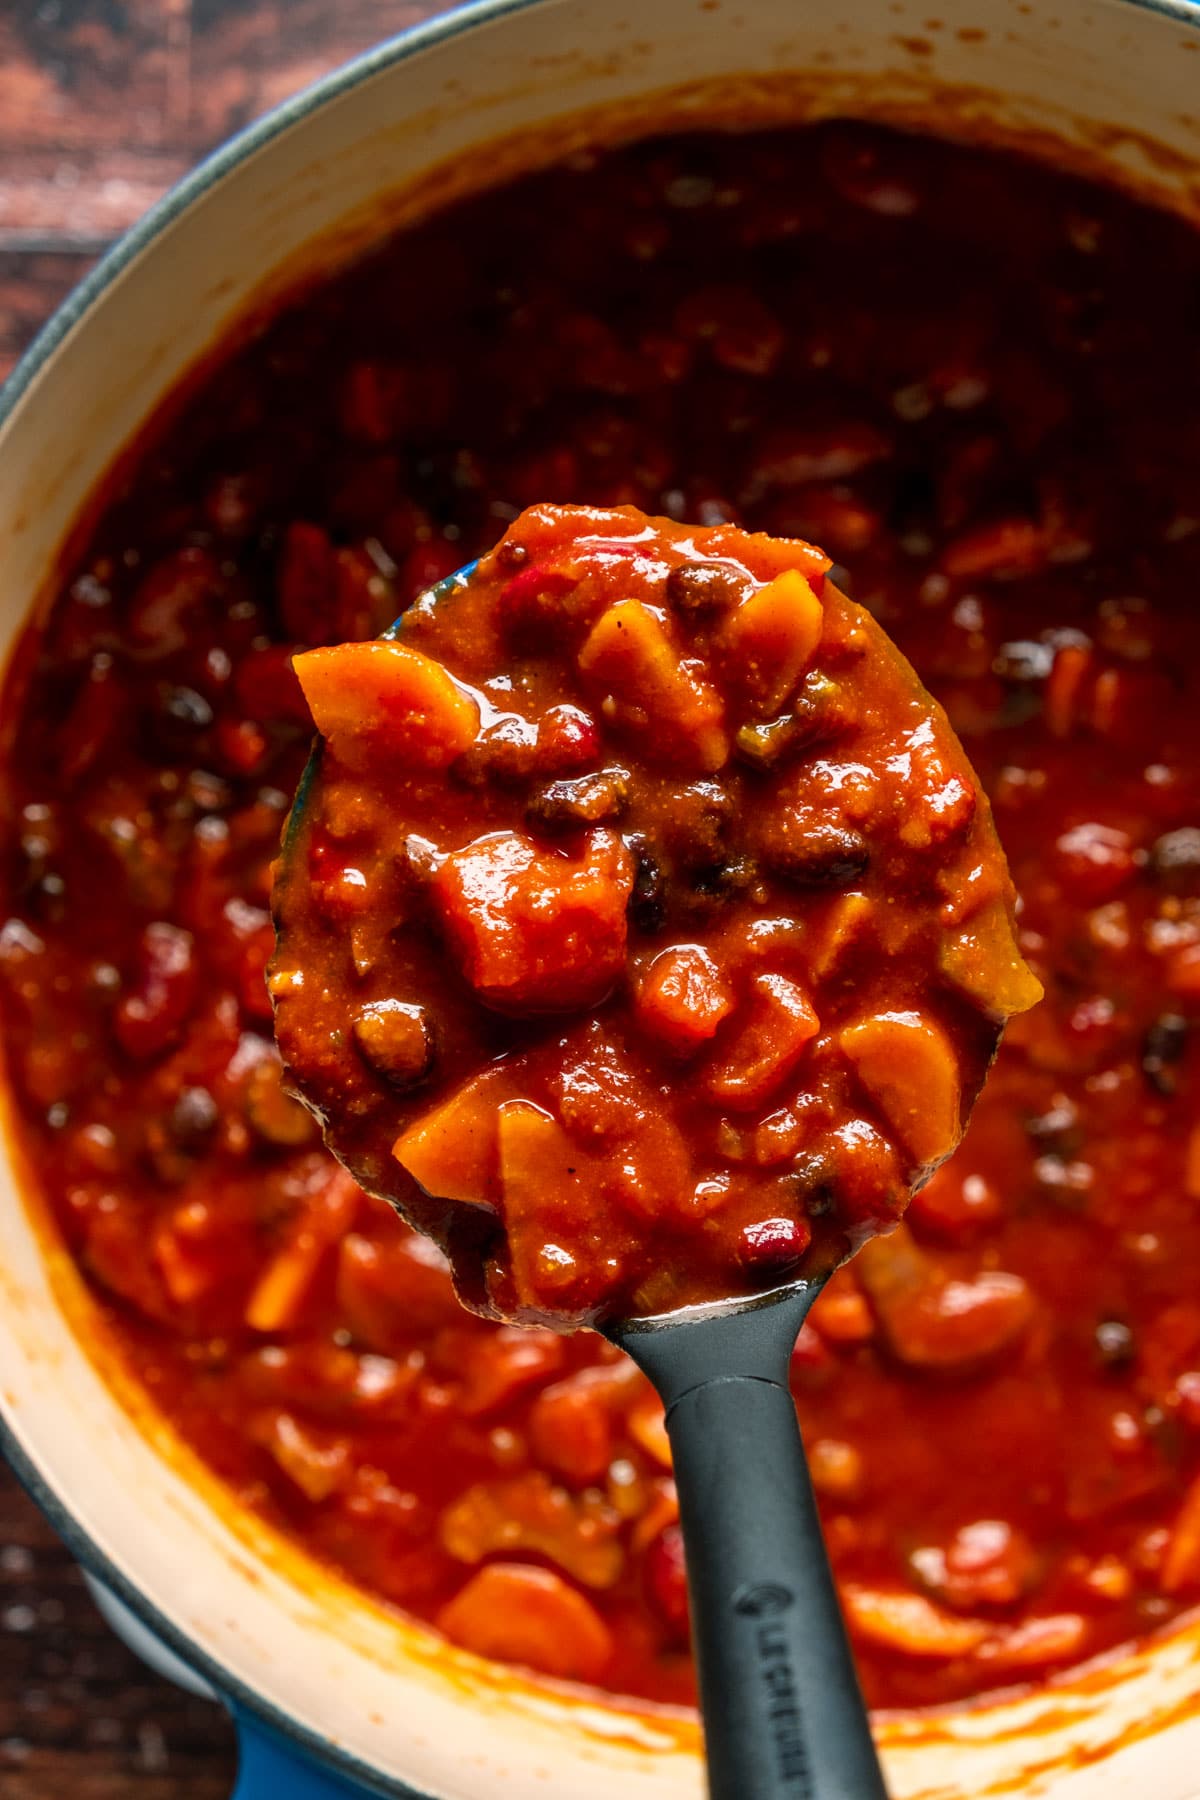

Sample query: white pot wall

[1,2,1199,1795]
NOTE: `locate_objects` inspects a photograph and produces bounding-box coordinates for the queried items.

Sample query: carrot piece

[437,1562,614,1683]
[635,943,734,1053]
[1161,1472,1200,1593]
[720,568,824,715]
[578,599,728,771]
[706,973,819,1111]
[245,1167,361,1333]
[294,639,480,769]
[628,1392,673,1469]
[840,1010,962,1166]
[392,1066,510,1205]
[841,1585,990,1658]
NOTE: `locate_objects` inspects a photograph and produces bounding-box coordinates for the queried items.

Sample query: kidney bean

[126,548,225,655]
[58,654,127,782]
[819,123,924,216]
[114,922,198,1059]
[643,1521,690,1641]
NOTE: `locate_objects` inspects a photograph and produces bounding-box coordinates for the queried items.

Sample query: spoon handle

[617,1304,889,1800]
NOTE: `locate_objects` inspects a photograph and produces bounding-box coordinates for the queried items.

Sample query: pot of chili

[1,3,1199,1797]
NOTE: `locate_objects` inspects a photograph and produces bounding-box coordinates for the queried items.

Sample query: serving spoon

[608,1276,887,1799]
[275,554,973,1800]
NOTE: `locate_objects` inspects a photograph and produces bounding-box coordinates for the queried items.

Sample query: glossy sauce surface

[2,123,1200,1710]
[274,503,1033,1326]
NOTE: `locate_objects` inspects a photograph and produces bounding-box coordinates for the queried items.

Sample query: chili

[1,121,1199,1711]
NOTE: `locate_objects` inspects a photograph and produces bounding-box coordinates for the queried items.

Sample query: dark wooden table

[0,7,446,1793]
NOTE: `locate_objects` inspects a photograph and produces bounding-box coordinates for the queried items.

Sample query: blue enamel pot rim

[3,0,1200,1792]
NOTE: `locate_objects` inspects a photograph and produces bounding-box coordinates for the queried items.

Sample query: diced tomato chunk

[635,944,734,1052]
[529,1370,617,1485]
[437,1563,614,1683]
[429,828,633,1014]
[335,1228,460,1346]
[706,973,819,1110]
[856,1226,1035,1371]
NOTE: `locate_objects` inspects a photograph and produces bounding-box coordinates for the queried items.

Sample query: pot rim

[0,9,551,1785]
[3,0,1200,1789]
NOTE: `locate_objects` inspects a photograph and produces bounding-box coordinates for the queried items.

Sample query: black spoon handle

[613,1299,889,1800]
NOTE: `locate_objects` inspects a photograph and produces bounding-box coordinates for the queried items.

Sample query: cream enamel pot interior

[3,2,1200,1795]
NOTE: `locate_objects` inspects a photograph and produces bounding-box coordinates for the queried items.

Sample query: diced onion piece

[578,599,728,770]
[437,1562,614,1683]
[393,1067,509,1204]
[840,1010,961,1166]
[721,568,824,715]
[294,639,480,769]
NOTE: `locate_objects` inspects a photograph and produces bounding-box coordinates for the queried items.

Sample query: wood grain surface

[0,5,446,1793]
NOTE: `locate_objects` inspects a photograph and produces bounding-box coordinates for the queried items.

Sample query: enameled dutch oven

[3,1,1200,1794]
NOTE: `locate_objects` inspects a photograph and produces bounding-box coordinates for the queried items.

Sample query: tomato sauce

[1,121,1199,1711]
[273,502,1035,1328]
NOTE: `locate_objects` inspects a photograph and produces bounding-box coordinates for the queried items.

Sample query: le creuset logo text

[732,1585,812,1796]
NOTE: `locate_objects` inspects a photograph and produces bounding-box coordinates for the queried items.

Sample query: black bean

[629,841,667,933]
[661,780,732,869]
[1141,1013,1188,1096]
[170,1084,219,1145]
[993,640,1055,683]
[691,855,758,898]
[526,767,629,833]
[1151,828,1200,882]
[1095,1318,1136,1368]
[1025,1096,1079,1146]
[353,1000,435,1089]
[766,824,869,887]
[665,559,746,615]
[162,685,214,729]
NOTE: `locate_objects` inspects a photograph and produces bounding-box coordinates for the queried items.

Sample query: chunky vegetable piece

[273,503,1036,1325]
[4,122,1200,1714]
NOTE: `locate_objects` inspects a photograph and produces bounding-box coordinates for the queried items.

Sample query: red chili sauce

[272,503,1036,1328]
[1,123,1199,1710]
